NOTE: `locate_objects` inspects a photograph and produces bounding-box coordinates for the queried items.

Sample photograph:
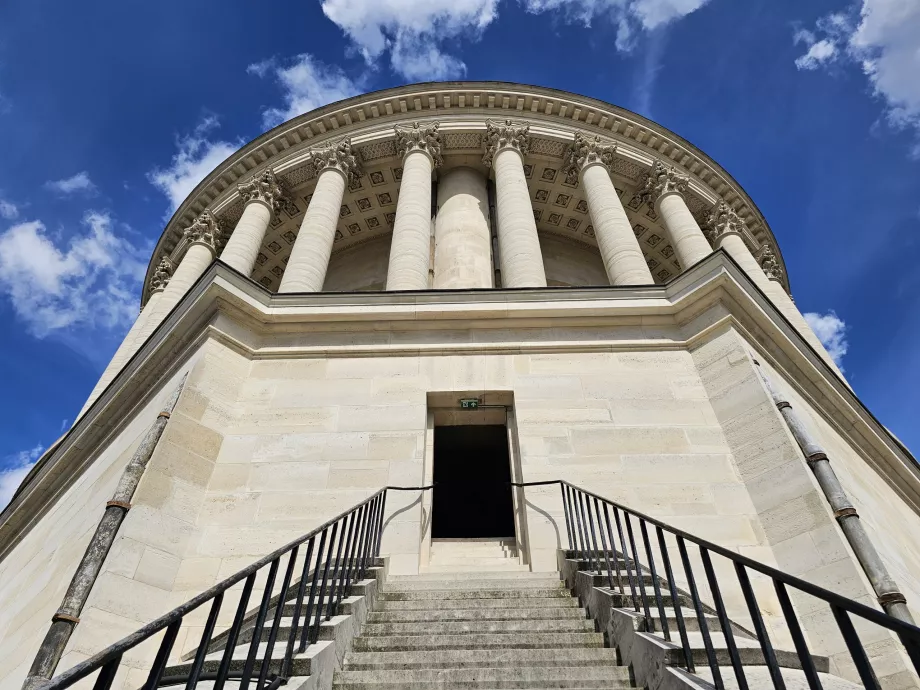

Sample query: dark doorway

[432,424,516,538]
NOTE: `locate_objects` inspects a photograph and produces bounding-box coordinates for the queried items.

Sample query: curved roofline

[148,80,788,298]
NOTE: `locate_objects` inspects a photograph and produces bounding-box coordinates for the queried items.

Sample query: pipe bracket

[51,613,80,625]
[157,411,171,419]
[806,452,829,465]
[106,500,132,511]
[878,592,907,606]
[834,507,858,519]
[775,401,791,410]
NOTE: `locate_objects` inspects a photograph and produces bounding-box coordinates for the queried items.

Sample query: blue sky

[1,0,918,505]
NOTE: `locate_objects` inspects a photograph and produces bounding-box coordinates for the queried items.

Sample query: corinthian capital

[311,137,363,184]
[564,132,617,175]
[482,119,530,167]
[759,243,785,282]
[700,202,744,245]
[238,169,283,212]
[395,121,443,167]
[643,161,689,205]
[184,210,224,252]
[150,256,173,292]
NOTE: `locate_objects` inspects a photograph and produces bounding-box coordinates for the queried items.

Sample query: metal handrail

[41,485,434,690]
[514,479,920,690]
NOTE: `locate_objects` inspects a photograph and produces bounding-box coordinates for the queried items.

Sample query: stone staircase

[333,570,632,689]
[424,538,527,573]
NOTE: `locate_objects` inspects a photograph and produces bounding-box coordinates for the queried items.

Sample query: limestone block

[199,492,261,526]
[143,439,216,489]
[271,378,371,407]
[118,505,196,558]
[173,557,222,591]
[571,427,691,455]
[248,461,330,491]
[207,463,249,492]
[514,375,584,400]
[336,405,426,432]
[328,467,389,488]
[367,432,424,460]
[133,547,181,590]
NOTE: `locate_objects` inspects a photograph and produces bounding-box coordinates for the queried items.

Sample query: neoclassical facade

[2,83,919,689]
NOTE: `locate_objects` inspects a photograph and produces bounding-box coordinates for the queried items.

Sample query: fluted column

[222,169,283,276]
[386,122,441,291]
[566,133,653,286]
[483,120,546,288]
[279,138,361,293]
[644,161,712,270]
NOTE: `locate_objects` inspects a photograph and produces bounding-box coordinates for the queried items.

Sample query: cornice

[143,82,788,304]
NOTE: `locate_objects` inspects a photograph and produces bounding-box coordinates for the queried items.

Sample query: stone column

[434,167,493,289]
[483,120,546,288]
[386,122,441,291]
[566,133,653,286]
[221,169,283,277]
[644,161,712,270]
[279,138,361,293]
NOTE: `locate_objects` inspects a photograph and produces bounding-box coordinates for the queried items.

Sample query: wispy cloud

[804,310,849,369]
[147,116,241,214]
[248,54,365,129]
[0,212,148,338]
[793,1,920,156]
[0,444,43,509]
[0,199,17,220]
[45,171,97,196]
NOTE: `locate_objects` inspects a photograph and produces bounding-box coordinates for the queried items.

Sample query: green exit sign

[459,398,479,409]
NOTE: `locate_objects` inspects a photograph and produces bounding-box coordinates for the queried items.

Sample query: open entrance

[431,424,515,538]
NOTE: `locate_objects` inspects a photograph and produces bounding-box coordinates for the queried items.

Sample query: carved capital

[183,210,224,253]
[395,122,443,167]
[482,119,530,167]
[150,256,173,292]
[643,161,689,205]
[238,168,283,212]
[700,202,744,245]
[311,137,363,185]
[564,132,617,175]
[759,243,785,282]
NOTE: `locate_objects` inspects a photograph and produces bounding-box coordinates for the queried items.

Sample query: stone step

[376,596,579,611]
[332,665,632,689]
[421,563,529,573]
[655,632,829,673]
[352,632,605,652]
[388,571,555,582]
[378,588,571,601]
[343,647,619,670]
[359,618,597,637]
[691,665,859,690]
[368,607,587,624]
[383,578,564,592]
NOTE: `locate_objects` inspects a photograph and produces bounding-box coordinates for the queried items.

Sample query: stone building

[1,82,918,690]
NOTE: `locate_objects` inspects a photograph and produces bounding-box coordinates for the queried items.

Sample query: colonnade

[79,120,837,416]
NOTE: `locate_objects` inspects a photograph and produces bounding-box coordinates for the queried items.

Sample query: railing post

[374,490,388,557]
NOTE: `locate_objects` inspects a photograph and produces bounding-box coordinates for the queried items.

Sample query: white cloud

[248,54,365,129]
[0,444,43,509]
[45,171,97,196]
[0,212,148,338]
[794,1,920,154]
[148,116,241,214]
[0,200,17,220]
[804,310,849,369]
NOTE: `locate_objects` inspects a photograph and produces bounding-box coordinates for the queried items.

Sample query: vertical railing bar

[284,537,315,677]
[657,526,694,672]
[735,562,786,690]
[900,634,920,676]
[326,514,350,621]
[699,547,747,690]
[832,606,881,690]
[310,522,339,643]
[568,486,587,566]
[560,483,575,552]
[602,503,625,596]
[583,493,602,574]
[592,497,615,589]
[677,537,722,688]
[640,519,671,640]
[214,572,256,690]
[575,490,597,573]
[613,506,640,612]
[186,593,224,690]
[374,490,388,556]
[625,511,654,626]
[257,548,299,689]
[239,559,280,690]
[298,529,328,654]
[92,656,121,690]
[345,503,368,593]
[333,510,358,613]
[143,619,182,690]
[357,498,376,580]
[774,581,823,690]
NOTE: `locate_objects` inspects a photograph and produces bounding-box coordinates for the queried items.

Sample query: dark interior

[431,424,516,538]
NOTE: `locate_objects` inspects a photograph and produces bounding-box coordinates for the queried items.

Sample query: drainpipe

[754,362,914,624]
[23,375,188,690]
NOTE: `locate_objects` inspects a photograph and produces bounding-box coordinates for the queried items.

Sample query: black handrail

[41,485,434,690]
[514,480,920,689]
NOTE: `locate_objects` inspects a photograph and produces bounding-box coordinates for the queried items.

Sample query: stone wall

[539,233,609,287]
[322,235,391,292]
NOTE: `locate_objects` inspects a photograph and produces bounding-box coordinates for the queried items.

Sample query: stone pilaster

[565,133,652,286]
[643,161,711,269]
[222,169,284,277]
[483,119,546,288]
[386,123,441,291]
[279,138,362,293]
